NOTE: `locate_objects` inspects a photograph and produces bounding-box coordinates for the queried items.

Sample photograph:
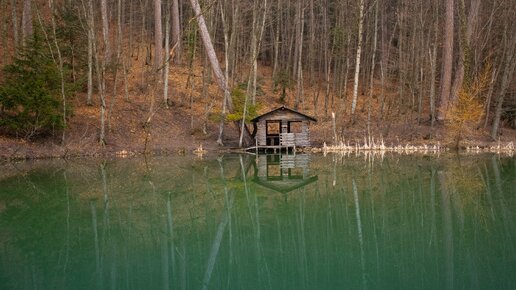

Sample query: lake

[0,153,515,289]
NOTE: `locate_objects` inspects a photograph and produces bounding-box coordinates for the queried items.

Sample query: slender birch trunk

[350,0,365,120]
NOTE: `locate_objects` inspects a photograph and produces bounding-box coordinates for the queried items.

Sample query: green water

[0,153,515,289]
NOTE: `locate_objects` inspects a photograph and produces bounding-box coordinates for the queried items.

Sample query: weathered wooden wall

[256,122,266,146]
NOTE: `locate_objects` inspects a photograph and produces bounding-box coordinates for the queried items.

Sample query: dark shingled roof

[250,106,317,122]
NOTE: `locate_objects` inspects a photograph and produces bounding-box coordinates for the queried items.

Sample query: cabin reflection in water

[251,154,318,195]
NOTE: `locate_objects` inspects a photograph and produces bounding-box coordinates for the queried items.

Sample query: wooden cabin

[250,106,317,150]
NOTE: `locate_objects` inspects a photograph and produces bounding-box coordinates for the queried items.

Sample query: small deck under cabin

[247,106,316,153]
[246,133,299,153]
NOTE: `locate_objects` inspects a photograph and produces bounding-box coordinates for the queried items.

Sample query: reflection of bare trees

[2,154,516,289]
[438,171,454,290]
[201,158,235,290]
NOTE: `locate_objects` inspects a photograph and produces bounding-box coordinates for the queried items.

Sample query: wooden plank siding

[251,106,316,149]
[256,122,266,146]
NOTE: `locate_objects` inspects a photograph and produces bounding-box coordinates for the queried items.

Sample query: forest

[0,0,515,157]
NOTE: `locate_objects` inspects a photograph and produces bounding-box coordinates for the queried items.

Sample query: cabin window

[266,121,280,135]
[289,121,303,133]
[267,164,282,178]
[289,167,304,179]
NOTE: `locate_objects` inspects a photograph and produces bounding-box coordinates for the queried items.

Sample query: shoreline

[1,140,514,162]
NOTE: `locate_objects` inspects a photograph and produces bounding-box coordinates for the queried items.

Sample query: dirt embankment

[1,59,515,161]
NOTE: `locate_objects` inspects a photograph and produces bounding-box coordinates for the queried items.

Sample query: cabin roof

[250,106,317,122]
[253,175,319,194]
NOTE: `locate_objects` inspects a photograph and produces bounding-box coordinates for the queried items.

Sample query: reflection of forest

[0,154,515,289]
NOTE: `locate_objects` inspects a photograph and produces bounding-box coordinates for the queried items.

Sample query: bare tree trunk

[437,0,454,121]
[429,0,439,127]
[351,0,365,120]
[171,0,181,64]
[491,34,516,139]
[100,0,110,63]
[154,0,163,69]
[189,0,231,106]
[87,0,107,145]
[87,18,93,105]
[106,0,125,131]
[294,0,305,110]
[450,0,480,101]
[216,0,231,146]
[21,0,32,46]
[218,0,230,146]
[11,0,19,48]
[367,0,378,134]
[241,0,268,147]
[246,0,268,106]
[429,48,437,127]
[323,3,332,118]
[483,66,498,127]
[49,0,67,144]
[191,0,239,145]
[272,0,281,81]
[163,0,170,107]
[308,0,315,86]
[1,8,7,65]
[227,0,237,83]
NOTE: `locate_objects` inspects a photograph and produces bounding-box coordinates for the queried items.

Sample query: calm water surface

[0,153,515,289]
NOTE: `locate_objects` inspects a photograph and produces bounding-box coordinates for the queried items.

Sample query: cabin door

[266,121,280,146]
